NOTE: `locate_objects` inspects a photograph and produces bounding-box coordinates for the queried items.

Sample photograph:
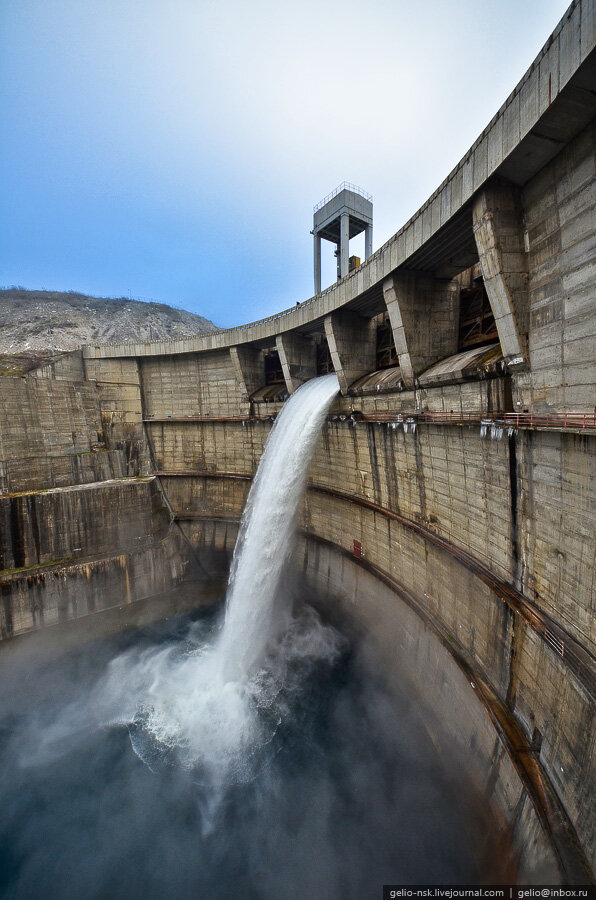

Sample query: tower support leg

[340,213,349,278]
[313,233,321,295]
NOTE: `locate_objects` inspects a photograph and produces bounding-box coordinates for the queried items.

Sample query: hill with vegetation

[0,289,219,374]
[0,288,218,351]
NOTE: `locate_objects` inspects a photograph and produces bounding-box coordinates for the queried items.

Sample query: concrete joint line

[308,483,596,700]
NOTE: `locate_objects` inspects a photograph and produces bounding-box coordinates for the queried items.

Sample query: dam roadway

[0,0,595,886]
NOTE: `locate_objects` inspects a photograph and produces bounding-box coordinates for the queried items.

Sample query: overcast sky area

[1,0,572,328]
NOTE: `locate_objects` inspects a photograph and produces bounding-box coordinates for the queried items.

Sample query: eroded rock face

[0,289,217,355]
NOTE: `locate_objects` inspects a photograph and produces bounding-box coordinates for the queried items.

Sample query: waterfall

[118,372,341,787]
[218,372,339,680]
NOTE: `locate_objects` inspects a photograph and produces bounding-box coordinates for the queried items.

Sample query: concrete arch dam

[0,0,594,885]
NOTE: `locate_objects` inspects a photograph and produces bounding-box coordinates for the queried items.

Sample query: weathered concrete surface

[29,349,86,381]
[519,120,596,411]
[0,368,187,641]
[473,180,529,366]
[0,534,187,640]
[143,398,594,658]
[84,357,143,425]
[0,477,167,571]
[382,271,460,382]
[0,378,109,493]
[0,2,594,884]
[294,538,563,884]
[324,311,376,394]
[148,419,269,474]
[275,333,316,393]
[139,350,246,418]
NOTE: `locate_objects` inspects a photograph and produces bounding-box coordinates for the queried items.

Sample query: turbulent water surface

[0,604,485,899]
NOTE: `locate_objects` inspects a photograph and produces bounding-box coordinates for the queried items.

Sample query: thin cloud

[0,0,571,326]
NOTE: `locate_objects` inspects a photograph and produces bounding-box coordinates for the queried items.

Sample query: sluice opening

[316,338,333,376]
[376,311,399,370]
[457,264,498,351]
[264,349,284,385]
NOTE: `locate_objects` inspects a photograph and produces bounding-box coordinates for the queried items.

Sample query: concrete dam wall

[0,375,190,638]
[0,0,594,884]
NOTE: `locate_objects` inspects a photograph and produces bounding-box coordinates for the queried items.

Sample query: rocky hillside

[0,289,218,355]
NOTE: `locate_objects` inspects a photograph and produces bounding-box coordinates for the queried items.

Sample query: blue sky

[1,0,571,328]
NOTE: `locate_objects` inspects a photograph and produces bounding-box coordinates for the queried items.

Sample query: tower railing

[313,182,373,213]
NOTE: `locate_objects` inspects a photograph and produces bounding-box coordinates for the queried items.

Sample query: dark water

[0,604,487,899]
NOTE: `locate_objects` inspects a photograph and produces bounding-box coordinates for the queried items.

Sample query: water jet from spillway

[122,373,341,785]
[218,373,340,680]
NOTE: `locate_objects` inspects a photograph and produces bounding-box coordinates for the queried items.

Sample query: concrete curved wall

[1,0,594,884]
[146,409,594,882]
[295,538,563,884]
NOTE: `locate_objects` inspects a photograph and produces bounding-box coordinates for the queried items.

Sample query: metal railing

[144,410,596,432]
[313,181,373,213]
[416,411,595,430]
[502,412,595,430]
[355,410,596,431]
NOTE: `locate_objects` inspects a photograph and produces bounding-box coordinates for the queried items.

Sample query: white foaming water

[80,373,342,795]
